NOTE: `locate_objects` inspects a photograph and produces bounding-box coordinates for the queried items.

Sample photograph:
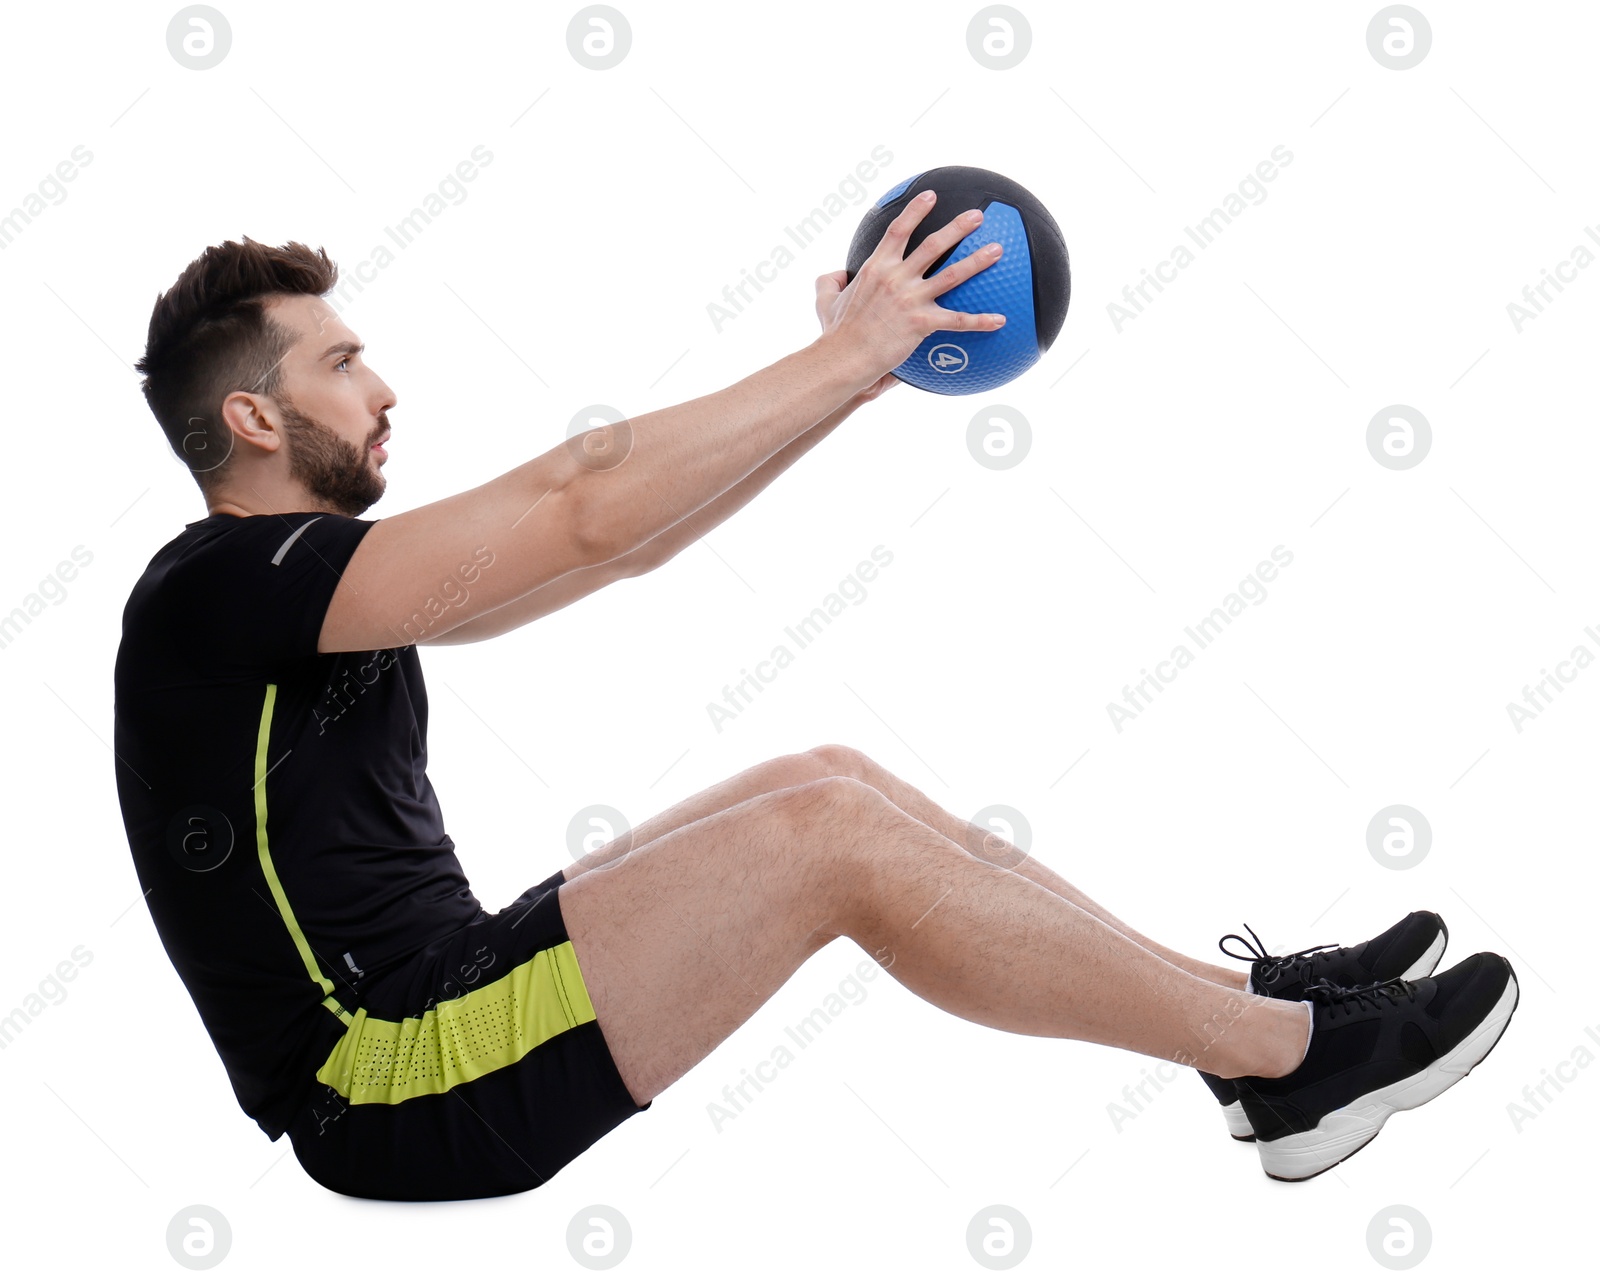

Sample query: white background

[0,1,1593,1272]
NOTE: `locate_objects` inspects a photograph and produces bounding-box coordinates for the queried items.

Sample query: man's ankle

[1218,1000,1311,1079]
[1254,1001,1311,1078]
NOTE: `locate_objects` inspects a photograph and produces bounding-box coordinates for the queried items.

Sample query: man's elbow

[564,477,627,567]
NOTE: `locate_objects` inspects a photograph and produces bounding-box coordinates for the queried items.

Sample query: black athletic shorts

[284,868,650,1201]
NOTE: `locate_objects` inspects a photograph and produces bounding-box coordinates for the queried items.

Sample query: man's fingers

[904,205,987,280]
[930,306,1007,332]
[867,190,937,267]
[926,241,1003,298]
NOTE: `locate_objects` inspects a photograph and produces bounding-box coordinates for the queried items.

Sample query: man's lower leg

[811,777,1307,1079]
[817,746,1248,990]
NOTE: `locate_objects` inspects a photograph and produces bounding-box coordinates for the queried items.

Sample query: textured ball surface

[845,165,1070,395]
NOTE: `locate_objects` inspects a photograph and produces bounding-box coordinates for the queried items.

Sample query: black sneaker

[1234,952,1519,1181]
[1197,1068,1258,1140]
[1197,912,1449,1141]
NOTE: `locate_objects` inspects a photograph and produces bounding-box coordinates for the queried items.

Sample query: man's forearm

[563,334,876,562]
[604,394,861,573]
[419,398,866,646]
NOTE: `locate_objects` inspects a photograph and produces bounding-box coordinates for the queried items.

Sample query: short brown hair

[134,237,339,494]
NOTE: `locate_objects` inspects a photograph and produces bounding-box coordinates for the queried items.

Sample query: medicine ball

[844,165,1070,395]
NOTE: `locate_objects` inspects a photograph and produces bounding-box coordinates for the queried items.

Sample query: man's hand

[813,191,1006,383]
[816,269,903,404]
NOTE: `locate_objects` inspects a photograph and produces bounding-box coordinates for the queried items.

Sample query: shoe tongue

[1274,974,1308,1002]
[1253,960,1308,1001]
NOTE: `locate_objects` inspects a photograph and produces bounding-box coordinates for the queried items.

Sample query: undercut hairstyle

[134,237,339,495]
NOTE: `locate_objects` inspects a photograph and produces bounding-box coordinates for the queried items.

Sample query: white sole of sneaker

[1400,929,1448,981]
[1256,970,1519,1182]
[1221,1100,1255,1141]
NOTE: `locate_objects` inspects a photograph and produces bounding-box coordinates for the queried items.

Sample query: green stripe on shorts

[315,941,598,1104]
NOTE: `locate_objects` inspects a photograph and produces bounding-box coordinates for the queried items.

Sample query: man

[116,198,1516,1202]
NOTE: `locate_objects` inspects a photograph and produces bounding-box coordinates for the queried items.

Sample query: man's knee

[805,742,879,784]
[771,774,889,842]
[747,745,858,795]
[766,777,903,919]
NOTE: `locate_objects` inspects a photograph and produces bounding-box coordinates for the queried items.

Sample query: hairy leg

[811,745,1247,990]
[558,744,1245,990]
[557,775,1308,1106]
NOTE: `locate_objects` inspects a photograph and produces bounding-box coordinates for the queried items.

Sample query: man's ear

[218,391,282,460]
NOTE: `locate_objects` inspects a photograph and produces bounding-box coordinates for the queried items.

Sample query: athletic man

[115,195,1517,1201]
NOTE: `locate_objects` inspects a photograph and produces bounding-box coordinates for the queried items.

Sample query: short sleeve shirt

[113,512,481,1139]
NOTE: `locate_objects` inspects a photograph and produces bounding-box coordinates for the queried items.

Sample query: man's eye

[337,357,350,371]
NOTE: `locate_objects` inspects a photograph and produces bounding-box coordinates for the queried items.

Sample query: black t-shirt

[113,512,481,1139]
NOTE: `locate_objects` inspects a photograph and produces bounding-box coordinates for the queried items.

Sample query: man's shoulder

[179,510,373,557]
[141,512,373,590]
[120,512,372,646]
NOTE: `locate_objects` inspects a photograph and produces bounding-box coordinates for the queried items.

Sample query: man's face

[265,295,396,516]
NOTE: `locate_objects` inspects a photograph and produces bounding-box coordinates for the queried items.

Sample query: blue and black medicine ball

[844,165,1070,395]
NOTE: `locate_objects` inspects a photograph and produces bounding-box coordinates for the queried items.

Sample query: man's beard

[276,397,387,517]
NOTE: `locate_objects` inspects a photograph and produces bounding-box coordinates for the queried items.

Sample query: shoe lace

[1217,922,1339,986]
[1304,976,1418,1016]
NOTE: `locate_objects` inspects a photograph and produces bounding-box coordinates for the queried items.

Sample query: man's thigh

[558,778,870,1106]
[566,744,899,879]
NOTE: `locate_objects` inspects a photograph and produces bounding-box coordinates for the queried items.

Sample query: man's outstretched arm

[319,194,1006,655]
[419,380,895,646]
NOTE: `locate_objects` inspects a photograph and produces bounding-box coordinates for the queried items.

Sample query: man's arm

[320,193,1003,654]
[419,384,889,645]
[323,337,870,653]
